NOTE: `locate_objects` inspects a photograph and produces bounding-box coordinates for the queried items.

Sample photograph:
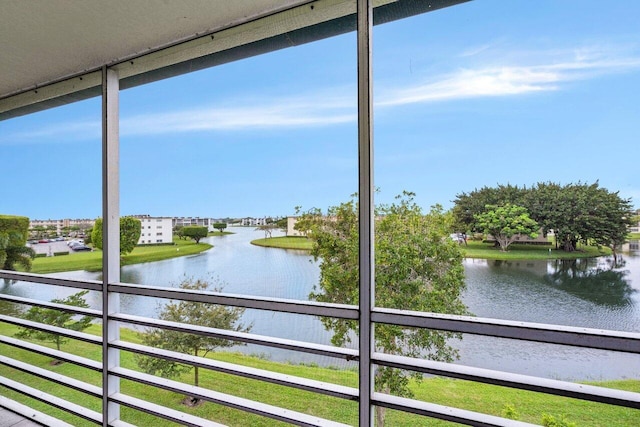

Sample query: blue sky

[2,0,640,220]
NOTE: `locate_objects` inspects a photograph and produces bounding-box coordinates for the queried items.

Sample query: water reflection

[544,259,635,307]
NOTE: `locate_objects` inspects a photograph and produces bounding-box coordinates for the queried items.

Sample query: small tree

[15,291,93,355]
[256,223,279,238]
[137,278,251,404]
[474,204,539,252]
[182,226,208,244]
[213,222,227,233]
[92,216,142,255]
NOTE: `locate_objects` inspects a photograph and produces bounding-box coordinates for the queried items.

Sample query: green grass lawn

[29,237,212,274]
[0,322,637,426]
[462,240,611,260]
[251,236,313,251]
[250,236,611,261]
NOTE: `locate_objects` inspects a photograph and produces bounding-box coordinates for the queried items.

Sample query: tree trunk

[375,404,386,427]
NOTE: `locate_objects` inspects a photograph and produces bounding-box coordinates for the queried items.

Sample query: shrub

[541,413,576,427]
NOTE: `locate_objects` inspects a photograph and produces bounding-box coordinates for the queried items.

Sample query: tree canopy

[182,226,208,244]
[91,216,142,255]
[297,192,467,426]
[0,214,35,272]
[136,278,251,402]
[453,182,634,252]
[213,222,227,233]
[474,204,539,251]
[15,291,93,354]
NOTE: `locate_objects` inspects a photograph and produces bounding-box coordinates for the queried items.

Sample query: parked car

[71,244,91,252]
[38,239,49,243]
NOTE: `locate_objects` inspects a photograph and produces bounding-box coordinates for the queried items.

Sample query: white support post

[357,0,374,426]
[102,66,121,426]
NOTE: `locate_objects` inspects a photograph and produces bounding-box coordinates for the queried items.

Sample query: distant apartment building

[29,218,95,235]
[286,216,304,237]
[135,216,173,245]
[172,216,218,232]
[241,217,267,227]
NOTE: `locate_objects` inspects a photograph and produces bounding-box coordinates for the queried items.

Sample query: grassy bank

[251,236,313,251]
[250,236,612,261]
[29,237,212,274]
[462,240,611,260]
[0,322,637,426]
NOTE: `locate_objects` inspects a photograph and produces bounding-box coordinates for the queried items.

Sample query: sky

[2,0,640,220]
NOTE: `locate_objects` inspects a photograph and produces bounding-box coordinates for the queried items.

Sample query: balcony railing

[1,269,639,426]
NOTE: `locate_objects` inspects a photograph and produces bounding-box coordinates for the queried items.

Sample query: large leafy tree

[474,204,539,251]
[454,182,634,252]
[181,226,208,244]
[91,216,141,255]
[298,192,467,426]
[0,215,35,272]
[15,291,93,354]
[452,184,527,232]
[137,278,251,403]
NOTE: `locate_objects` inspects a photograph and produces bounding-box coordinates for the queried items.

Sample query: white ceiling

[0,0,309,99]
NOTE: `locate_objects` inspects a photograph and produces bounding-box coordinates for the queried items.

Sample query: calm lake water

[2,227,639,381]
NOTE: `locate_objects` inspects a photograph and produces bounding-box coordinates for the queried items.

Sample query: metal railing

[1,269,639,426]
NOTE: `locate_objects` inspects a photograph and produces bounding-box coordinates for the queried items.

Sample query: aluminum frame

[0,0,639,426]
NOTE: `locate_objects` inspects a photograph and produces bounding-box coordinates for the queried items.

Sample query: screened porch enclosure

[1,1,639,426]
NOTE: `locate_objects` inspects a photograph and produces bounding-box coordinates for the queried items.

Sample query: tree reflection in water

[544,258,635,307]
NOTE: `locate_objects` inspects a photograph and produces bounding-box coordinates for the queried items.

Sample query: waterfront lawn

[251,236,313,251]
[29,237,212,274]
[0,322,637,426]
[462,240,611,260]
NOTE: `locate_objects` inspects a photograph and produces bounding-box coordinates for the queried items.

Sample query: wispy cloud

[120,95,356,136]
[377,46,640,107]
[2,44,639,143]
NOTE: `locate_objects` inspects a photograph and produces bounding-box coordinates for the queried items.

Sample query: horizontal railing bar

[373,392,537,427]
[110,392,227,427]
[111,313,359,361]
[0,395,74,427]
[109,282,359,319]
[0,270,102,291]
[0,375,102,424]
[111,367,351,427]
[0,335,102,370]
[112,340,359,401]
[0,315,102,345]
[372,308,640,353]
[0,294,102,317]
[374,352,640,409]
[0,355,102,398]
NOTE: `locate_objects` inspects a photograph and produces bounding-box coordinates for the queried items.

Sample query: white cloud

[2,44,639,143]
[377,45,640,107]
[121,94,356,136]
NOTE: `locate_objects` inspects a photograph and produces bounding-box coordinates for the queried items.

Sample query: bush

[541,413,576,427]
[501,404,519,420]
[53,251,69,256]
[34,253,47,258]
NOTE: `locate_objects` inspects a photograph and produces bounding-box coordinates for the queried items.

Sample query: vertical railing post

[102,66,121,426]
[357,0,374,425]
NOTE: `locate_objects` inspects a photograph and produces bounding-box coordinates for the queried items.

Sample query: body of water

[2,227,639,380]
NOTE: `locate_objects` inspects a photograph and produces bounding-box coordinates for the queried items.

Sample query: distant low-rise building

[172,216,217,232]
[135,216,173,245]
[241,217,267,227]
[286,216,305,237]
[29,218,94,236]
